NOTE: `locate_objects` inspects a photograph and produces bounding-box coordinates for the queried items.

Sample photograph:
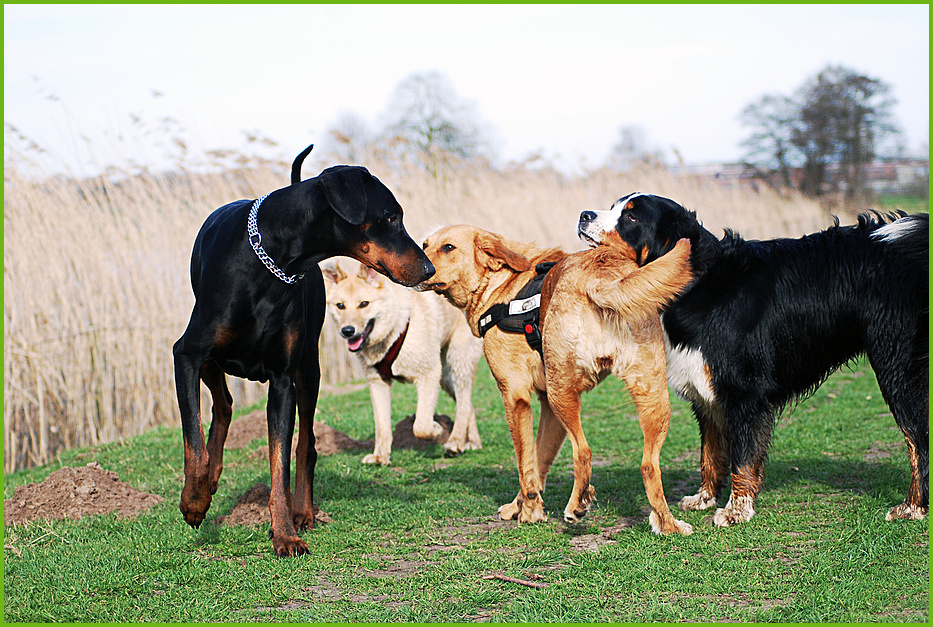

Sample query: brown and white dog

[322,258,483,463]
[418,225,694,533]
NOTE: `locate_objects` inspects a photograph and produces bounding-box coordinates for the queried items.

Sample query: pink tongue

[348,336,364,352]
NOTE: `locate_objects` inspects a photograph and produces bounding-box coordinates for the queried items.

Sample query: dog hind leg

[872,344,929,520]
[293,364,320,530]
[200,361,233,495]
[626,369,693,535]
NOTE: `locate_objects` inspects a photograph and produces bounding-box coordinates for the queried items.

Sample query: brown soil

[227,409,454,459]
[4,462,164,526]
[4,411,452,529]
[218,411,453,527]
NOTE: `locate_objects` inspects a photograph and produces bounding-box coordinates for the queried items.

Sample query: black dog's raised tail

[291,144,314,185]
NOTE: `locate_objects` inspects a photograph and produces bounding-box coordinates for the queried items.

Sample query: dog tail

[586,238,693,318]
[291,144,315,185]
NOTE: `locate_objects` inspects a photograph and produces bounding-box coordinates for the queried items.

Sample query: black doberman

[173,145,435,557]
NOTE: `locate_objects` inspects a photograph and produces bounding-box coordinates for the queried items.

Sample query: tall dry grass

[4,138,829,472]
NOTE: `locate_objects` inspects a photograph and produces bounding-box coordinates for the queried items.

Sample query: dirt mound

[219,414,453,528]
[227,410,454,459]
[215,483,333,528]
[4,462,164,526]
[225,410,373,454]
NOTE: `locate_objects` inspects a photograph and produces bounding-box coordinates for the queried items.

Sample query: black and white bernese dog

[578,192,928,526]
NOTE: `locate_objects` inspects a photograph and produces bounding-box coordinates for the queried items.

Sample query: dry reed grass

[4,139,828,471]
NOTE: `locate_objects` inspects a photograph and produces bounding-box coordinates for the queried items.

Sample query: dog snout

[579,211,597,223]
[340,325,356,338]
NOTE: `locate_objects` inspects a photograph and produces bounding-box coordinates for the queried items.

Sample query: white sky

[4,4,930,175]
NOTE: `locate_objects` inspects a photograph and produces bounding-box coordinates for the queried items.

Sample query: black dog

[173,145,435,557]
[578,193,928,526]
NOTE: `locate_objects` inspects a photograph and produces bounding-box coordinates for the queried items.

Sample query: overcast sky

[4,4,929,176]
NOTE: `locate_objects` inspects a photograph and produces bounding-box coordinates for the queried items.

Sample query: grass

[3,357,928,622]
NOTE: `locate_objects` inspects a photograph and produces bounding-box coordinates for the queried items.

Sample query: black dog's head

[577,192,702,266]
[303,165,435,287]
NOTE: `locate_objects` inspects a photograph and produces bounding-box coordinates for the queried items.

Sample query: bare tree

[381,71,494,161]
[609,124,665,169]
[325,110,375,164]
[739,94,798,188]
[739,65,901,201]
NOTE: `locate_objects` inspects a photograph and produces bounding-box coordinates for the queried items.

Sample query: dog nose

[579,211,597,223]
[340,326,355,338]
[421,259,436,280]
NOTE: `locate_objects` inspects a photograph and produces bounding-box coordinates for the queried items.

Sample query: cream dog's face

[322,260,394,353]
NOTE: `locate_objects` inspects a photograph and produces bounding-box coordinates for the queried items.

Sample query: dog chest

[664,332,717,407]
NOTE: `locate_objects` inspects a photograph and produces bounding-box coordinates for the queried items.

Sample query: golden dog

[419,225,693,534]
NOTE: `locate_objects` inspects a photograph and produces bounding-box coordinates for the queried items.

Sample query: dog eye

[335,303,346,310]
[626,213,638,223]
[441,243,456,252]
[358,301,369,309]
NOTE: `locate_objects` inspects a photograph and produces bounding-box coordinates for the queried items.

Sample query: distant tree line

[738,65,906,202]
[327,66,919,204]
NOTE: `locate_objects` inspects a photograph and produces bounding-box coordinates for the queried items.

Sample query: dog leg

[363,378,394,465]
[174,345,212,528]
[497,393,547,523]
[293,365,320,530]
[885,431,928,521]
[548,391,596,524]
[442,347,481,455]
[266,377,308,558]
[200,361,233,495]
[627,370,693,535]
[712,457,764,527]
[680,401,729,512]
[412,367,445,442]
[498,396,566,521]
[873,352,929,521]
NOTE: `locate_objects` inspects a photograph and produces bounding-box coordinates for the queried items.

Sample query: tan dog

[322,259,483,464]
[419,225,693,534]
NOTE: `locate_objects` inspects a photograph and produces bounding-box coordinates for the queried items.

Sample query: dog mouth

[347,319,375,352]
[577,228,600,248]
[415,280,447,295]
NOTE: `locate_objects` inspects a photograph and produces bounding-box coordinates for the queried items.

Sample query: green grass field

[3,358,928,622]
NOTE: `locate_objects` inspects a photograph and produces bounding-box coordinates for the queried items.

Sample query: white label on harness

[509,293,541,315]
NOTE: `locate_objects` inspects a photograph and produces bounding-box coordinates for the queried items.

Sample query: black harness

[477,262,557,356]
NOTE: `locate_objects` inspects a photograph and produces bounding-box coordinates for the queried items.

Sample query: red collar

[374,324,409,383]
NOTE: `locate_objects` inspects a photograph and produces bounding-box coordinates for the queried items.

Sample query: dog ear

[474,232,532,273]
[356,262,385,287]
[320,260,346,285]
[317,166,369,225]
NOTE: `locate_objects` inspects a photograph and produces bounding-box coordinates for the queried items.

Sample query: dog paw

[679,488,717,511]
[498,500,521,520]
[885,503,928,521]
[563,485,596,524]
[271,534,310,558]
[499,493,547,523]
[179,483,212,528]
[648,510,694,535]
[443,437,466,456]
[712,496,755,527]
[362,453,390,465]
[413,420,446,442]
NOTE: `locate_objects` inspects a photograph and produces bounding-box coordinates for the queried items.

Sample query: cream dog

[322,259,483,464]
